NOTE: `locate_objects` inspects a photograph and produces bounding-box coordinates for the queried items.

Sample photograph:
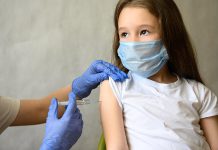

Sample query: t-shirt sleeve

[109,77,123,110]
[198,85,218,118]
[0,96,20,134]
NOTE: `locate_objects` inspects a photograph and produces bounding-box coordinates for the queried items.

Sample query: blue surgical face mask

[118,40,169,78]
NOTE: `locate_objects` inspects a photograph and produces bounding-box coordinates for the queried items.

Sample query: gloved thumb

[63,93,77,118]
[47,98,58,121]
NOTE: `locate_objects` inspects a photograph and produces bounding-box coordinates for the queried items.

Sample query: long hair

[112,0,204,83]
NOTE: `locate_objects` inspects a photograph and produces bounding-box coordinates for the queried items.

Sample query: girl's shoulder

[185,78,209,92]
[184,78,218,118]
[183,78,217,100]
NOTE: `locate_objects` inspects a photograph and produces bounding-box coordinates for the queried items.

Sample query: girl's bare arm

[200,115,218,150]
[99,80,129,150]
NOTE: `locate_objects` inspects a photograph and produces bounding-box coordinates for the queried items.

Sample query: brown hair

[112,0,204,83]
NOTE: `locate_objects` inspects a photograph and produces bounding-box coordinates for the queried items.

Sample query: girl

[99,0,218,150]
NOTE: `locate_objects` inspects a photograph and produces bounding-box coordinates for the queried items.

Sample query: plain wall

[0,0,217,149]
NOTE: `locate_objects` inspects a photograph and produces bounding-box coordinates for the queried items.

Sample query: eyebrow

[118,24,155,31]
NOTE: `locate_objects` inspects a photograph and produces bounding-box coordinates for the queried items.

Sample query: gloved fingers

[88,60,104,74]
[101,61,128,80]
[93,61,121,81]
[96,60,127,81]
[70,118,83,137]
[72,116,83,128]
[74,118,83,129]
[71,108,82,119]
[91,60,103,68]
[90,72,108,84]
[63,92,77,118]
[47,98,58,121]
[102,67,123,82]
[91,60,108,73]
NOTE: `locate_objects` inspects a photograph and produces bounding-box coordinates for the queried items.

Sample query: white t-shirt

[109,72,218,150]
[0,96,20,134]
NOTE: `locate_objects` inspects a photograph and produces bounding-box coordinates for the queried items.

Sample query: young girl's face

[118,7,161,42]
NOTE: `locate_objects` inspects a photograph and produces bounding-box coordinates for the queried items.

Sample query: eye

[120,32,128,38]
[140,30,149,36]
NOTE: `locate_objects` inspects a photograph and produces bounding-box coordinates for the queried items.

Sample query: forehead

[118,6,159,28]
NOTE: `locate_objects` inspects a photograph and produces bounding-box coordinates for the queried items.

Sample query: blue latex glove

[72,60,128,98]
[40,93,83,150]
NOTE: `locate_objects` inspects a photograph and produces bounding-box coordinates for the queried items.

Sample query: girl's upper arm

[200,115,218,150]
[99,80,129,150]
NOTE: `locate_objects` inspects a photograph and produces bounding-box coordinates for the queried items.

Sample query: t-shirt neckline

[129,71,182,89]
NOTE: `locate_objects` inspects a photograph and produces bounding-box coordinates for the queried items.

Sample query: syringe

[58,99,91,106]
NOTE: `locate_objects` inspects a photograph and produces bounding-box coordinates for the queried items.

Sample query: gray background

[0,0,217,149]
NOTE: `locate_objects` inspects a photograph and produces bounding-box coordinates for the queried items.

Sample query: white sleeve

[0,96,20,134]
[108,77,123,110]
[198,85,218,118]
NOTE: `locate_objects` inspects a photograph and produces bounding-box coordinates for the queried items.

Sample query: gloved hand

[72,60,128,99]
[40,92,83,150]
